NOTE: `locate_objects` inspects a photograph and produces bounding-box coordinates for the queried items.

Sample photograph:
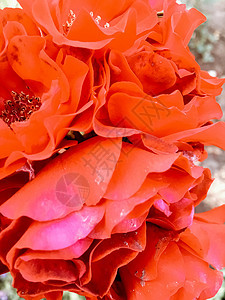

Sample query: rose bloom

[92,1,225,154]
[17,0,159,52]
[0,7,104,179]
[0,136,220,299]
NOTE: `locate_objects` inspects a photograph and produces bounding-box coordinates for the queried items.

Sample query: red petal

[0,137,121,221]
[105,142,179,200]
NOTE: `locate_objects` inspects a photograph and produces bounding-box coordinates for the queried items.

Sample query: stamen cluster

[0,91,41,126]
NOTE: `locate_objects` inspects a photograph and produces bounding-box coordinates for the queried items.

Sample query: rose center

[0,91,41,127]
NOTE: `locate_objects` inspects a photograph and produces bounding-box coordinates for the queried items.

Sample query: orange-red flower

[91,1,225,153]
[0,8,96,178]
[93,64,225,153]
[0,136,217,299]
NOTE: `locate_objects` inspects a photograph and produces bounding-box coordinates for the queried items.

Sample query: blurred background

[0,0,225,299]
[184,0,225,214]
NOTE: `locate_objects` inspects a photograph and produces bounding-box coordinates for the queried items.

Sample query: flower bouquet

[0,0,224,299]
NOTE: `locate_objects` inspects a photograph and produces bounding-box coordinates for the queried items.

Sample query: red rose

[0,136,216,299]
[93,62,225,153]
[91,1,225,153]
[0,8,97,178]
